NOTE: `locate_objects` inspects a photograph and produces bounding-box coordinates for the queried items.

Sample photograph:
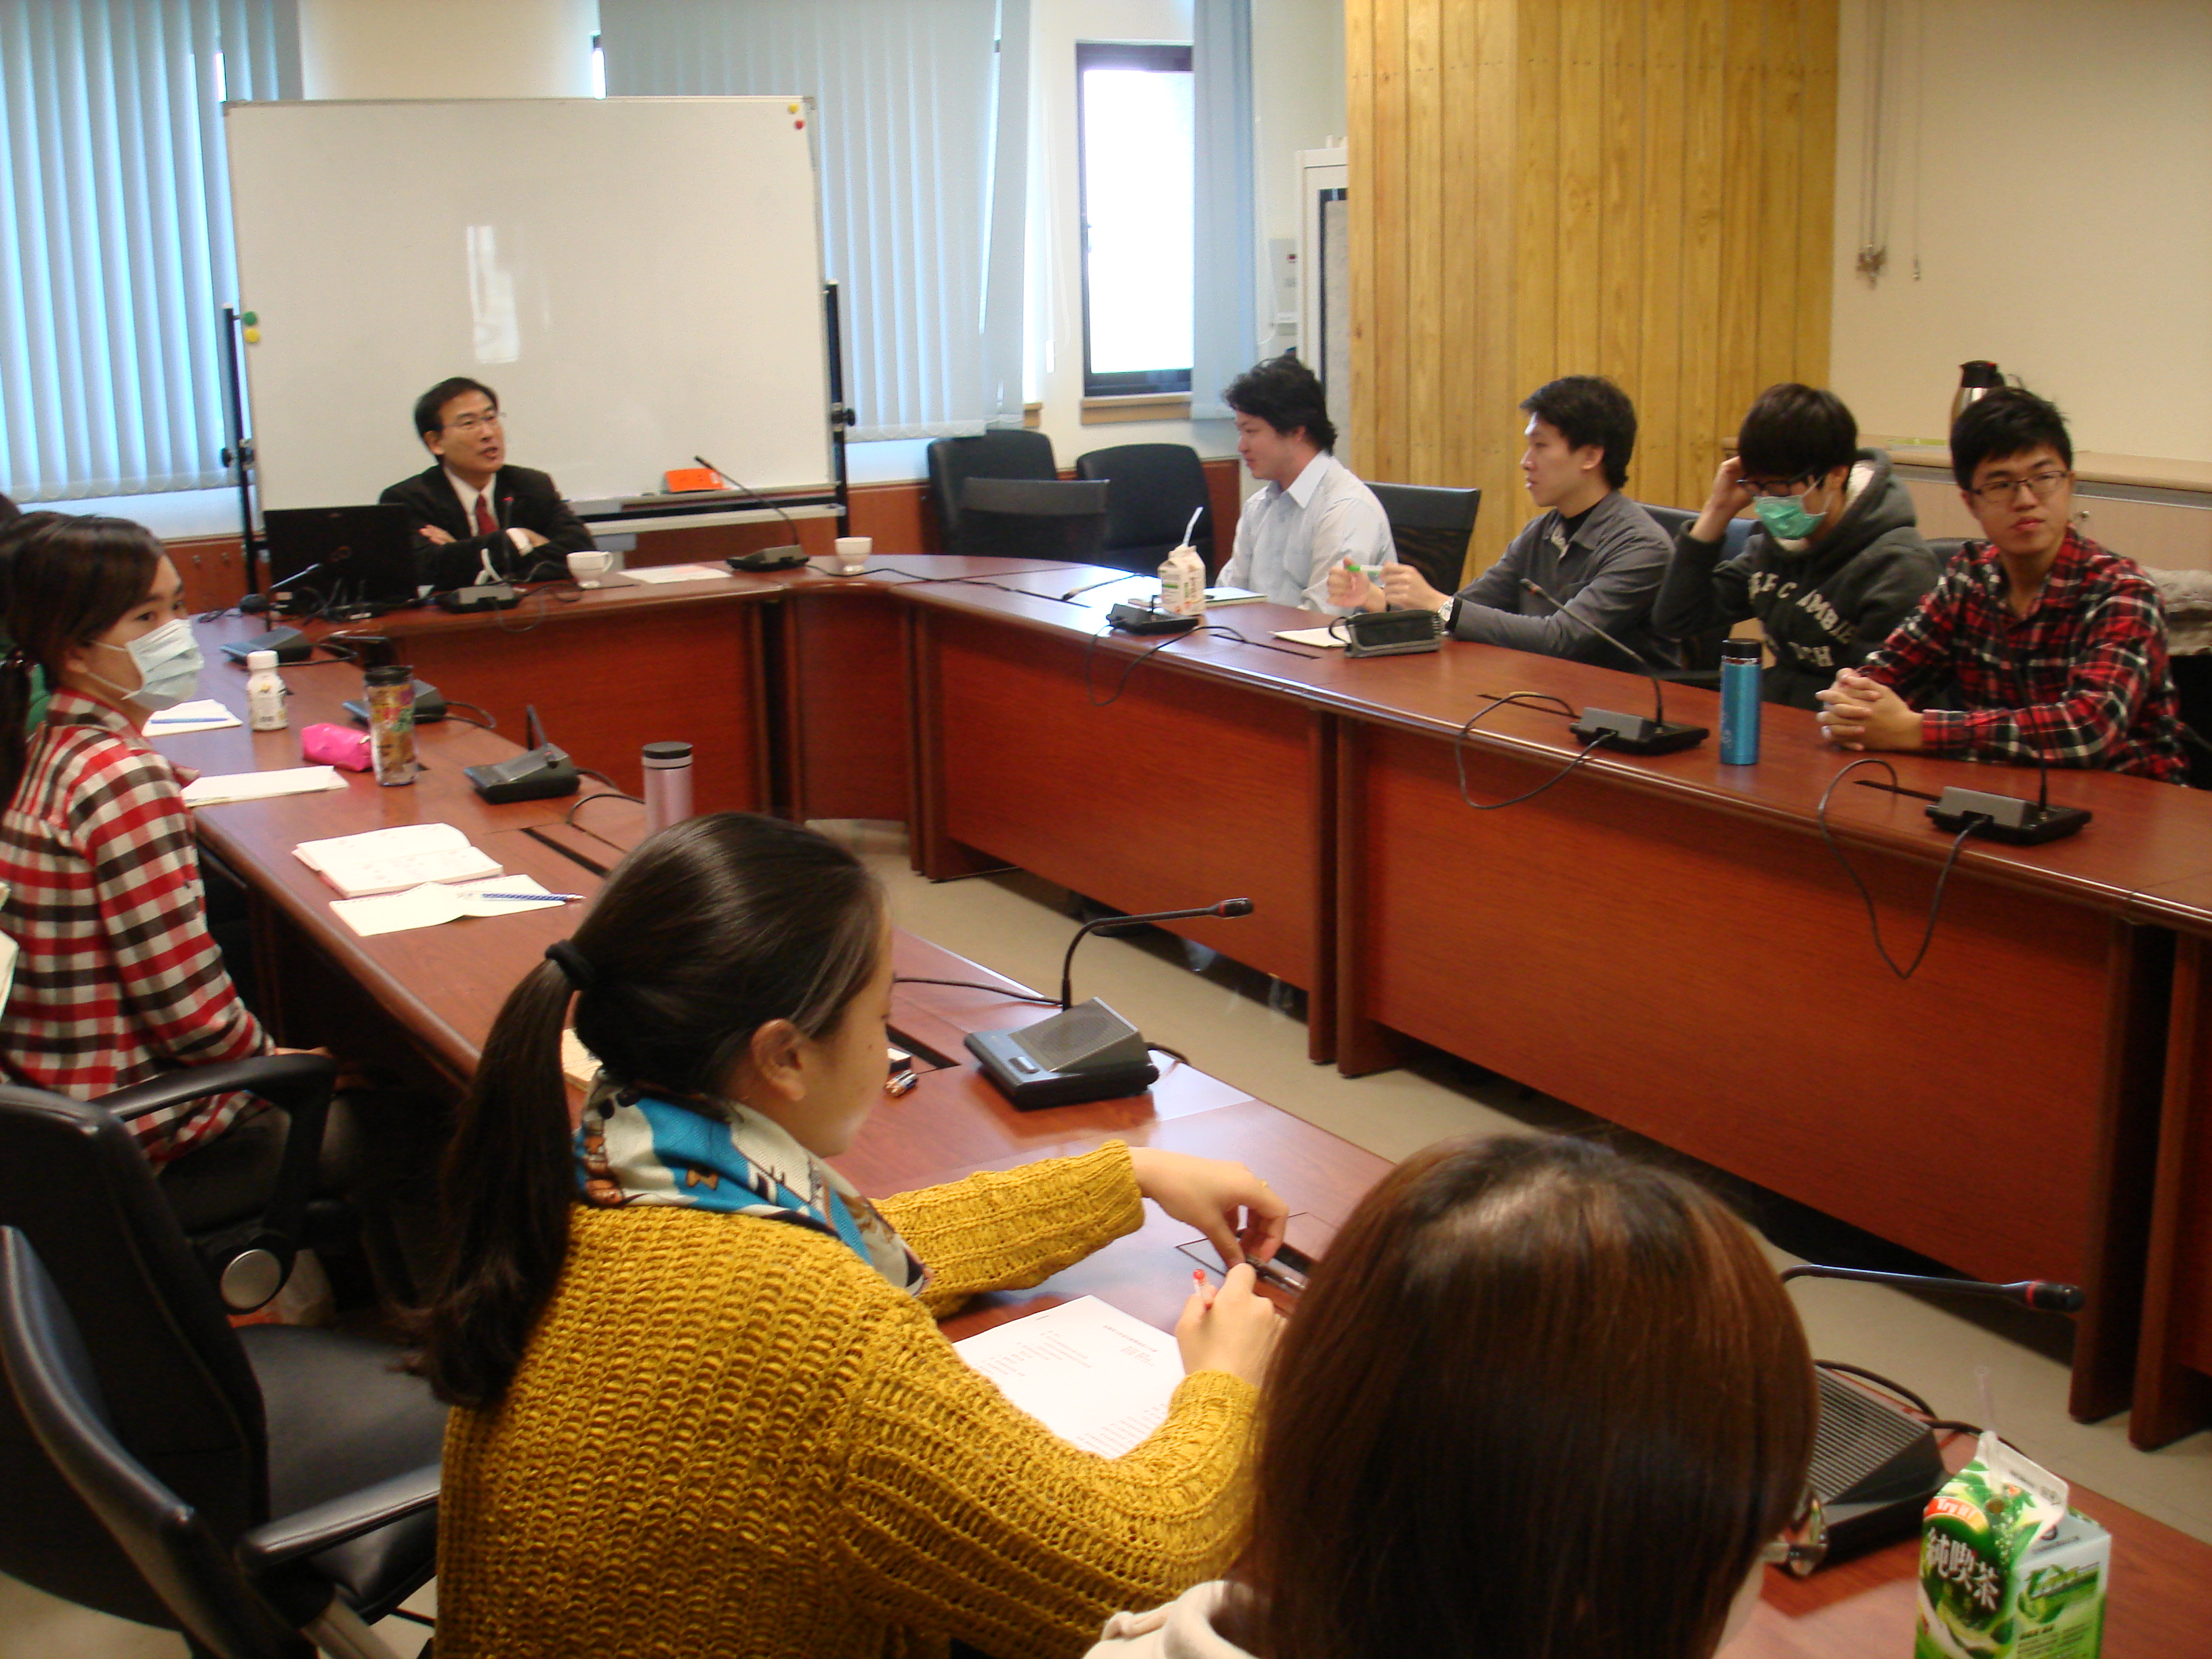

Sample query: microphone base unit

[726,546,810,571]
[464,743,581,804]
[1569,707,1710,756]
[434,582,522,613]
[1926,787,2092,844]
[966,997,1160,1110]
[1807,1368,1950,1569]
[219,626,313,665]
[1107,601,1202,636]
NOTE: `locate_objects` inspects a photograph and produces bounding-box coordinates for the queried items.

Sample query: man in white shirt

[1218,356,1391,613]
[379,377,597,592]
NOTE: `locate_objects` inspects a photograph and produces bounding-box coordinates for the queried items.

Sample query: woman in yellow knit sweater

[417,813,1285,1659]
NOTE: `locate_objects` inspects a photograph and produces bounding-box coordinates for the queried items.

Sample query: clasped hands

[1325,557,1448,614]
[1127,1145,1286,1387]
[1815,669,1923,752]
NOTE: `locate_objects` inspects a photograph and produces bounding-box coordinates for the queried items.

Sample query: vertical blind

[0,0,297,501]
[1191,0,1258,420]
[600,0,1028,441]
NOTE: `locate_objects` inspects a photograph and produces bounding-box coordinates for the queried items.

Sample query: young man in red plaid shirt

[1816,388,2185,782]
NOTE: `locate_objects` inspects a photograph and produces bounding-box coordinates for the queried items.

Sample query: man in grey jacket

[1326,375,1677,669]
[1654,384,1937,709]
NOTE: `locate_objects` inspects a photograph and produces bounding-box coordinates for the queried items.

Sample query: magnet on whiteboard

[243,327,261,343]
[241,311,258,325]
[794,120,804,129]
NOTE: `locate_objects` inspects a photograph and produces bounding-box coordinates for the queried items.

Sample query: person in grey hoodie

[1654,384,1938,709]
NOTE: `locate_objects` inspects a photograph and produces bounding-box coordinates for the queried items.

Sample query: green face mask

[1753,486,1826,543]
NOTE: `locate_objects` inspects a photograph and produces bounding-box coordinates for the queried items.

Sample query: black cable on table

[1451,692,1601,810]
[563,790,644,826]
[892,975,1060,1007]
[1816,758,1981,981]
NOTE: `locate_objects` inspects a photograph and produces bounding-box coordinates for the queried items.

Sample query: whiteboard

[225,98,833,512]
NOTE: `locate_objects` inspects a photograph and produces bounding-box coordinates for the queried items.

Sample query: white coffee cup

[567,550,615,583]
[834,535,872,574]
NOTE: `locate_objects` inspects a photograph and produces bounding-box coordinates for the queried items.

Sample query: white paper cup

[567,550,615,582]
[834,535,872,574]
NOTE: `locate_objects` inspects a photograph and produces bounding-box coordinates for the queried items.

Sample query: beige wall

[1830,0,2212,463]
[298,0,598,100]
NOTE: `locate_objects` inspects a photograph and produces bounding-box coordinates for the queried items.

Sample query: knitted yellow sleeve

[877,1141,1145,1317]
[832,1292,1256,1659]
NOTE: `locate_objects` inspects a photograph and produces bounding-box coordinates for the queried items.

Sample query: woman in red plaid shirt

[0,514,300,1228]
[1818,388,2186,782]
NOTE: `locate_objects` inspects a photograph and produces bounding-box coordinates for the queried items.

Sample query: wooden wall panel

[1347,0,1837,567]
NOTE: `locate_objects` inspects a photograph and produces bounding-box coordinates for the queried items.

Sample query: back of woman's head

[1236,1134,1815,1659]
[0,514,164,803]
[417,813,884,1408]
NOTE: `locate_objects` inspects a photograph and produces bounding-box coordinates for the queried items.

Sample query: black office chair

[1072,443,1213,576]
[0,1228,438,1659]
[0,1073,445,1645]
[958,476,1110,565]
[101,1054,341,1313]
[926,430,1059,556]
[1368,483,1481,600]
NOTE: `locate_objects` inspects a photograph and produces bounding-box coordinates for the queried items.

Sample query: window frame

[1075,39,1195,399]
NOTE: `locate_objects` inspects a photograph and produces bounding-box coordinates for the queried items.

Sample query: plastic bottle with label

[244,649,289,732]
[363,664,418,786]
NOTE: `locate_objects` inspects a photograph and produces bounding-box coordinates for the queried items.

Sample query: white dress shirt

[1220,451,1393,614]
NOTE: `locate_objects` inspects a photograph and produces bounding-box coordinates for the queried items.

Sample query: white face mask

[85,618,203,712]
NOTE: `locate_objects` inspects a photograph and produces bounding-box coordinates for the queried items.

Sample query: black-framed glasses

[1739,474,1820,500]
[1760,1486,1828,1578]
[1967,468,2071,505]
[444,410,504,433]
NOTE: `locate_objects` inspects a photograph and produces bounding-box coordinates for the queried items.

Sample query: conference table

[154,624,2212,1655]
[197,546,2212,1437]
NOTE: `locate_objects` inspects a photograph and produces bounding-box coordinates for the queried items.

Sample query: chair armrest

[98,1053,336,1124]
[237,1462,441,1572]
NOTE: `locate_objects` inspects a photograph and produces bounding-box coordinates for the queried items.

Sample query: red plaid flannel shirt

[0,689,267,1161]
[1860,531,2187,783]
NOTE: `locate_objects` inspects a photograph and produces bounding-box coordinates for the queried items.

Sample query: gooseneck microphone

[1060,898,1254,1008]
[1920,697,2092,844]
[968,898,1256,1111]
[1780,1263,2085,1313]
[1521,579,1708,756]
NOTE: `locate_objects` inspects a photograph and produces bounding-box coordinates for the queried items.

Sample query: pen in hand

[1191,1268,1216,1310]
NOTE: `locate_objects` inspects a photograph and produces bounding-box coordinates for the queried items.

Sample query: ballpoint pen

[474,891,585,902]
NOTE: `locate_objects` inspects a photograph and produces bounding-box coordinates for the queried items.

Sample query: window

[1076,41,1193,398]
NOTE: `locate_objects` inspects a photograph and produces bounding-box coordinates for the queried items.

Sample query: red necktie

[474,493,497,538]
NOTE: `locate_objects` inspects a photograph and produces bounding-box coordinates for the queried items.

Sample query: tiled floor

[6,819,2207,1656]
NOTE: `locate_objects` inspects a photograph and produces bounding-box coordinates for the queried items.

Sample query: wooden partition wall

[1346,0,1838,574]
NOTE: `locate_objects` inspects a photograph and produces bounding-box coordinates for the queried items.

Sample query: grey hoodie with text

[1652,448,1939,710]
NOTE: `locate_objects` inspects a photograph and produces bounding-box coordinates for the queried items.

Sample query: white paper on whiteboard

[951,1296,1183,1458]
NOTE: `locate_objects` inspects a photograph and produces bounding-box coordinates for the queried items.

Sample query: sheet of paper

[1203,586,1265,605]
[295,821,469,871]
[952,1296,1183,1458]
[142,699,243,735]
[181,765,345,806]
[1274,626,1347,649]
[329,874,562,939]
[621,562,735,585]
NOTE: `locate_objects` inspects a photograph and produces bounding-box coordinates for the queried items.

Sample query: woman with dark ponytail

[422,811,1286,1659]
[0,513,299,1223]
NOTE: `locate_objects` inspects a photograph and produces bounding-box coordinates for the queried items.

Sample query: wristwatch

[1435,595,1457,634]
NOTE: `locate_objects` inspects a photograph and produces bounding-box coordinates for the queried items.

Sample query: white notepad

[144,699,244,735]
[1273,626,1347,649]
[952,1296,1183,1458]
[293,823,504,898]
[329,874,563,938]
[181,765,345,806]
[622,562,735,585]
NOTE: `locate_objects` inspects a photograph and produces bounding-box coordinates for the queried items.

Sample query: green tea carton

[1914,1430,2108,1659]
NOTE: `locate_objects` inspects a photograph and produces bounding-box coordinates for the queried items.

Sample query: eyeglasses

[1968,468,2070,505]
[443,411,504,432]
[1738,474,1820,500]
[1760,1486,1828,1578]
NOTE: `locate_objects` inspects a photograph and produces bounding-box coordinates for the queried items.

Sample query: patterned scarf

[575,1078,927,1296]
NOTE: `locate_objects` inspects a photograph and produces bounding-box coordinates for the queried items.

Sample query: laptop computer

[262,504,418,618]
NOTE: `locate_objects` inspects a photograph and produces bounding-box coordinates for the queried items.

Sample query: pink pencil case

[300,722,372,773]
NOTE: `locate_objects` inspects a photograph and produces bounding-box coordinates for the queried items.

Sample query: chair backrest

[0,1229,296,1659]
[1634,501,1754,670]
[926,429,1059,554]
[1072,443,1212,565]
[1369,483,1481,597]
[0,1084,268,1629]
[958,477,1110,565]
[1636,500,1696,541]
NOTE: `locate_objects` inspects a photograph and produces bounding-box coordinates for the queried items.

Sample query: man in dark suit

[379,377,597,591]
